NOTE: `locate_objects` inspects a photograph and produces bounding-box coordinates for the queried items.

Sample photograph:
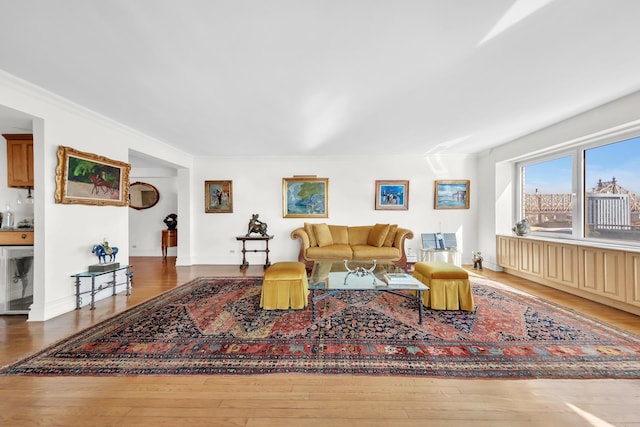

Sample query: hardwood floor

[1,257,640,426]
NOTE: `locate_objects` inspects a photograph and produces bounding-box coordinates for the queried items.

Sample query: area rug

[2,276,640,378]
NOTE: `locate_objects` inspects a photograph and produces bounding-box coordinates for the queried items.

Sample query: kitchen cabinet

[0,231,34,245]
[3,134,34,188]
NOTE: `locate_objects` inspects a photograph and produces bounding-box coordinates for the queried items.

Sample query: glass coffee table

[308,260,430,324]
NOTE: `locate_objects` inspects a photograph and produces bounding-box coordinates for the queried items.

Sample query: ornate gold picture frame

[434,180,470,209]
[55,146,131,207]
[205,180,233,213]
[283,176,329,218]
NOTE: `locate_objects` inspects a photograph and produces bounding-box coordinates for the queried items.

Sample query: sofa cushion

[351,244,399,260]
[307,244,353,260]
[383,224,398,247]
[367,223,390,247]
[329,225,349,245]
[348,226,372,245]
[314,223,333,247]
[305,222,318,247]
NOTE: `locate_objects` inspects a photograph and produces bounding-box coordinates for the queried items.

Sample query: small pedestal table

[236,235,274,270]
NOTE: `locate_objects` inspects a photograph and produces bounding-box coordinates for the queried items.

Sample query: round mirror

[129,182,160,210]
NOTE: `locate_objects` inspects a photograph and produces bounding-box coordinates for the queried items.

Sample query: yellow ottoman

[413,262,475,311]
[260,262,309,310]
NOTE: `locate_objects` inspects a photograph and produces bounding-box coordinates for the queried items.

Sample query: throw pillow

[304,222,318,247]
[367,223,390,247]
[383,224,398,247]
[314,223,334,247]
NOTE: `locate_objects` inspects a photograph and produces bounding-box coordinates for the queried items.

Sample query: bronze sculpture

[246,214,268,236]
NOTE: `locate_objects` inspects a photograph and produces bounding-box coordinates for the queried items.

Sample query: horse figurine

[92,242,118,264]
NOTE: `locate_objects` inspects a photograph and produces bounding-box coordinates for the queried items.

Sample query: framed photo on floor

[283,176,329,218]
[434,180,470,209]
[375,180,409,210]
[205,180,233,213]
[54,145,131,207]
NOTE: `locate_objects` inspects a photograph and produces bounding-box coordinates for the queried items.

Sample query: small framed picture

[375,180,409,210]
[205,180,233,213]
[283,176,329,218]
[434,180,470,209]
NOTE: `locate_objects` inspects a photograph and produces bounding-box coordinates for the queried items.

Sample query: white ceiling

[2,0,640,157]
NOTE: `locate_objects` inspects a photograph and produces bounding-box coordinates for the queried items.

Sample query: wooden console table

[162,229,177,260]
[236,235,274,270]
[71,265,132,310]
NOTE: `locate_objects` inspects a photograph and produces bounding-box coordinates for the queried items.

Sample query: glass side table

[418,248,461,266]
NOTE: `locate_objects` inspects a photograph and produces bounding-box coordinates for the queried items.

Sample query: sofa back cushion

[383,224,398,247]
[329,225,349,245]
[367,223,390,247]
[314,223,334,247]
[348,226,373,245]
[305,222,318,247]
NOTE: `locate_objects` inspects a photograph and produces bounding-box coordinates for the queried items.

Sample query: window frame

[515,129,640,249]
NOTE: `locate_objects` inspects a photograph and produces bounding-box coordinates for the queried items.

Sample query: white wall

[189,154,480,266]
[476,89,640,270]
[0,70,193,320]
[129,168,178,257]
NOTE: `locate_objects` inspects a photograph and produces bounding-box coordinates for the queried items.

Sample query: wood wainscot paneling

[497,234,640,316]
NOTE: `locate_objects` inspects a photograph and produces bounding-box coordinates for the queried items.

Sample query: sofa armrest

[393,228,414,268]
[291,228,312,268]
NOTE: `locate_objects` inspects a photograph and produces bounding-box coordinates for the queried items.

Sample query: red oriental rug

[2,276,640,378]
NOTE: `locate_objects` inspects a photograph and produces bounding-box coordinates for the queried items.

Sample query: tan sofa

[291,223,414,269]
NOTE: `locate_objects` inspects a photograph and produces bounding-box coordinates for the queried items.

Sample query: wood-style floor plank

[1,257,639,426]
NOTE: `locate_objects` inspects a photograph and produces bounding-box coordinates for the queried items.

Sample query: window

[584,137,640,243]
[517,134,640,246]
[521,155,573,236]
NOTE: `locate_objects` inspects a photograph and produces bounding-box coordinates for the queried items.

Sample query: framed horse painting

[54,146,131,207]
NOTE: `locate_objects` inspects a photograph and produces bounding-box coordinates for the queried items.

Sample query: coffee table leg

[418,290,424,324]
[312,289,317,323]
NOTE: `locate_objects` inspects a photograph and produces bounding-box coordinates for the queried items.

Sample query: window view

[584,137,640,243]
[521,156,573,235]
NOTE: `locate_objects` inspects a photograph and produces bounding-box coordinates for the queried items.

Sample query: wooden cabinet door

[519,239,543,278]
[627,252,640,307]
[497,236,518,270]
[4,134,34,188]
[543,242,578,288]
[579,247,626,302]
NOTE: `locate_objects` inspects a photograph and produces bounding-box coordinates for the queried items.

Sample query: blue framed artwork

[375,180,409,210]
[283,176,329,218]
[434,180,470,209]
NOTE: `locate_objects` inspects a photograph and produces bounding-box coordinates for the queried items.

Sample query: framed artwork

[283,176,329,218]
[205,180,233,213]
[375,180,409,210]
[434,180,470,209]
[54,145,131,206]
